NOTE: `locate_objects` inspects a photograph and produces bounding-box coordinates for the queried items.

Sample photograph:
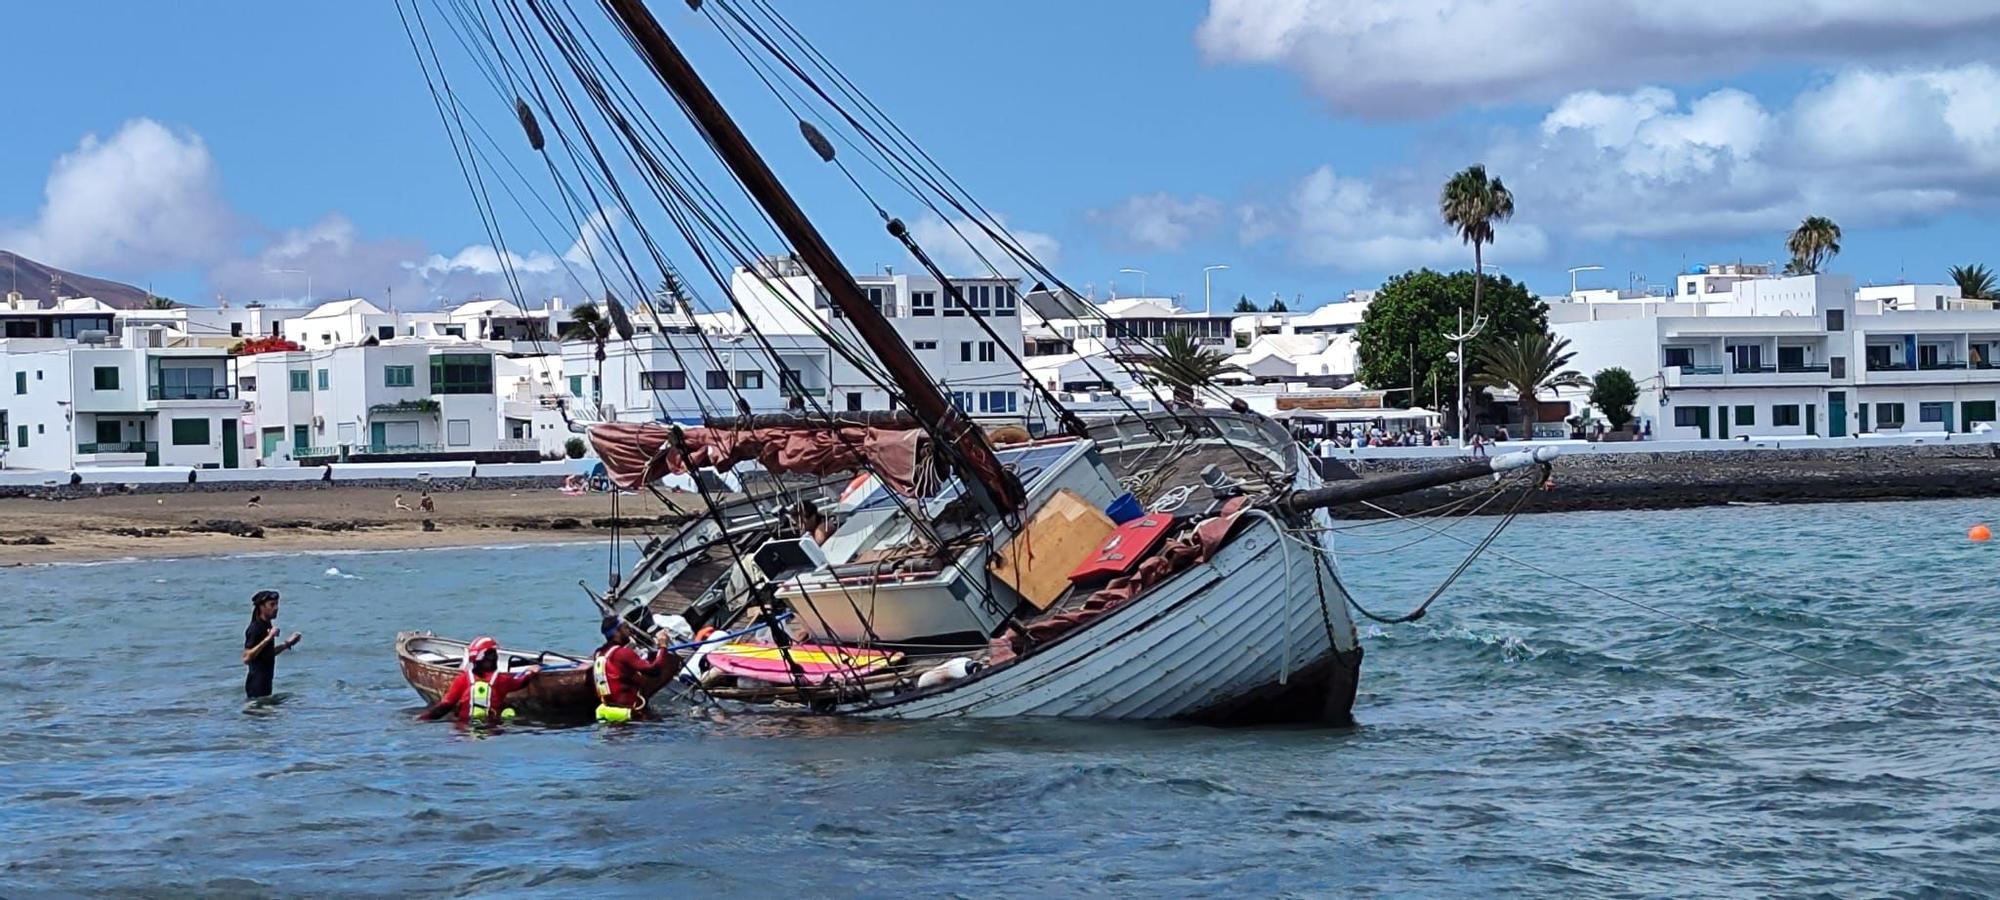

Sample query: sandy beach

[0,485,711,565]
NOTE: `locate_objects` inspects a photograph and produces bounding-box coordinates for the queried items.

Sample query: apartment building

[246,341,517,463]
[1,332,246,470]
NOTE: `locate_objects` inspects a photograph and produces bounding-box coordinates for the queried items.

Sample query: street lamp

[1119,268,1149,297]
[1443,307,1488,446]
[1567,264,1604,297]
[1202,264,1229,316]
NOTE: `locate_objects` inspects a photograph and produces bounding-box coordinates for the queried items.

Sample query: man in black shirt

[242,590,302,699]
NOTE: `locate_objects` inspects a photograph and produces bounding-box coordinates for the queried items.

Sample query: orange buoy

[1971,524,1992,542]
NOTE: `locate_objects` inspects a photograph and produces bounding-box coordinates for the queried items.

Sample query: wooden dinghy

[394,631,671,723]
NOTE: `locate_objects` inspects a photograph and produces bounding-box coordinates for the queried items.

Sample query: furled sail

[588,420,924,493]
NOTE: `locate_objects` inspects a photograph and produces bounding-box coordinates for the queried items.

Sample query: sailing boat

[400,0,1558,723]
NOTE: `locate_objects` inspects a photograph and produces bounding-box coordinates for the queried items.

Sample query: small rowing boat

[394,631,671,723]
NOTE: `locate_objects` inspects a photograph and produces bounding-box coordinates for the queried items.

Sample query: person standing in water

[242,590,302,699]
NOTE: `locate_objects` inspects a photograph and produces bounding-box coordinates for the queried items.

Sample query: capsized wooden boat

[394,631,671,722]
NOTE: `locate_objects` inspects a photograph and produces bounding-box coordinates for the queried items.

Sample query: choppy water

[5,500,1999,896]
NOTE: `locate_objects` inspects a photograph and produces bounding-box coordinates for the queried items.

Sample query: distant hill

[0,251,156,309]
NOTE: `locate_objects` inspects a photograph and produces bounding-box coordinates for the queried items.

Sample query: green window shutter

[317,369,329,391]
[13,372,23,395]
[171,418,211,446]
[290,370,310,392]
[93,366,120,390]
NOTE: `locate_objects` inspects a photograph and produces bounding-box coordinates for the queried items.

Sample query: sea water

[3,501,1998,896]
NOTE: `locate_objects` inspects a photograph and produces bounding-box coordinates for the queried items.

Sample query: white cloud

[0,119,237,273]
[1085,193,1224,252]
[907,213,1062,279]
[1196,0,2000,118]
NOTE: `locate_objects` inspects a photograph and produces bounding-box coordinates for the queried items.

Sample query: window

[239,376,256,393]
[978,390,1017,414]
[93,366,119,391]
[1921,402,1948,423]
[171,418,210,446]
[1831,357,1846,379]
[950,391,973,411]
[864,286,894,316]
[994,285,1017,317]
[159,367,217,400]
[429,354,494,394]
[14,372,24,395]
[317,368,330,391]
[910,291,936,317]
[377,325,396,341]
[960,341,973,362]
[978,341,996,363]
[447,419,472,447]
[1963,401,1997,431]
[968,285,992,317]
[95,420,122,445]
[640,370,687,391]
[569,375,584,397]
[290,370,310,392]
[384,365,415,388]
[15,425,25,448]
[1877,402,1906,428]
[706,370,730,390]
[735,370,765,390]
[943,285,966,317]
[846,392,862,412]
[1778,346,1806,371]
[1827,309,1845,331]
[1735,406,1754,427]
[1772,405,1801,427]
[294,425,310,450]
[1674,407,1701,427]
[231,323,244,338]
[1865,345,1893,370]
[1664,348,1694,368]
[441,325,466,338]
[913,340,937,351]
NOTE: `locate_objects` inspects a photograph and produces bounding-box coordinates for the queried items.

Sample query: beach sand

[0,486,712,565]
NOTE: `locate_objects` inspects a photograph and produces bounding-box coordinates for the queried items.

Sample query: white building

[1554,270,2000,440]
[247,341,512,463]
[2,332,248,470]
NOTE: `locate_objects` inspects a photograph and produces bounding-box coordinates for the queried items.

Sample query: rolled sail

[586,417,926,493]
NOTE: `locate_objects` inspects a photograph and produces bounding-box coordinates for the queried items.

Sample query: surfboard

[706,642,901,685]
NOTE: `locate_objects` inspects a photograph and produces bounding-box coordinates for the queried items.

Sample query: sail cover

[588,421,924,493]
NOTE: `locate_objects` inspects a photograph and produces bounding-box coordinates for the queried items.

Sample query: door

[1858,403,1870,433]
[1693,407,1711,440]
[222,419,239,468]
[293,425,310,455]
[1717,406,1730,440]
[261,428,282,459]
[385,421,420,447]
[1829,392,1847,437]
[1806,404,1818,436]
[370,422,387,452]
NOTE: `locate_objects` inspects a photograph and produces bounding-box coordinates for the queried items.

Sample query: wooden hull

[395,632,672,723]
[851,510,1362,723]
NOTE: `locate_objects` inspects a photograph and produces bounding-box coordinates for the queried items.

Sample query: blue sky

[3,1,1998,309]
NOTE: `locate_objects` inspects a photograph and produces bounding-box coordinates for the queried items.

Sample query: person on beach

[591,616,680,723]
[393,493,412,511]
[242,590,301,699]
[418,491,435,513]
[417,636,540,725]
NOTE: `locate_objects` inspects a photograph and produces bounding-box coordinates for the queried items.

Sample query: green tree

[1472,331,1592,439]
[1589,367,1640,430]
[1949,264,1995,301]
[1133,330,1246,404]
[144,294,176,310]
[1440,164,1515,320]
[562,301,613,363]
[1355,268,1548,416]
[1267,298,1289,312]
[1232,295,1258,313]
[1785,216,1842,275]
[654,272,691,315]
[564,436,587,459]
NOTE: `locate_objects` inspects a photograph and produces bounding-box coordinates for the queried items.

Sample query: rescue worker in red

[418,636,540,724]
[593,615,679,723]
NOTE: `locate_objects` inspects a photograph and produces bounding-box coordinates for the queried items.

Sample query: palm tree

[561,300,613,363]
[1471,331,1592,440]
[1440,164,1515,320]
[1785,216,1842,275]
[1133,330,1245,404]
[1949,264,1996,301]
[144,294,176,310]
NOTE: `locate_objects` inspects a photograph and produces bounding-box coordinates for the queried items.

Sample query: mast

[602,0,1022,515]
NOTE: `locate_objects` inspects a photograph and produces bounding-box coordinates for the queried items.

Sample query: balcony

[1777,363,1830,374]
[1667,362,1838,388]
[78,441,158,454]
[149,384,238,401]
